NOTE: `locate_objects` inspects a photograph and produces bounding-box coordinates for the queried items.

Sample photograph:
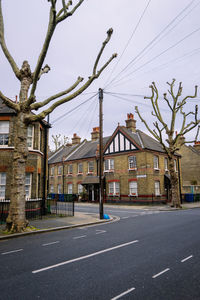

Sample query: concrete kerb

[0,215,115,241]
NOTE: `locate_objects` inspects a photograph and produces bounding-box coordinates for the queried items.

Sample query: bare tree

[52,134,69,151]
[135,79,200,208]
[0,0,117,232]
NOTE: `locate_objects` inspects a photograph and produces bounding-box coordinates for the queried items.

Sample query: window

[174,159,177,172]
[39,128,42,151]
[50,185,54,193]
[25,173,32,199]
[128,156,137,169]
[0,121,9,145]
[0,172,6,198]
[154,156,159,169]
[57,184,62,194]
[68,183,73,194]
[58,165,62,176]
[78,184,83,194]
[164,157,168,171]
[50,167,54,176]
[104,159,114,172]
[78,163,83,174]
[88,161,94,173]
[109,181,120,195]
[155,181,160,196]
[68,164,73,174]
[129,181,138,196]
[27,125,34,148]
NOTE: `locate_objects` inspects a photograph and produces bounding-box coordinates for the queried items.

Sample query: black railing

[0,194,76,224]
[47,194,76,217]
[0,198,43,224]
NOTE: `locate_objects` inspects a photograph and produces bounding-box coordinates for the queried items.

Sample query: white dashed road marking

[181,255,193,262]
[73,235,87,239]
[111,287,136,300]
[42,241,60,247]
[1,249,23,255]
[152,268,170,278]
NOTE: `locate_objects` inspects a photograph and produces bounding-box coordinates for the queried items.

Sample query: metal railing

[0,194,76,224]
[0,198,43,224]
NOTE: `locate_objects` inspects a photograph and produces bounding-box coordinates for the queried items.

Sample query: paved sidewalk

[0,201,199,240]
[0,211,112,240]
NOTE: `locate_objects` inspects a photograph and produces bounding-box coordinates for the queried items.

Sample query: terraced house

[48,113,180,203]
[0,98,50,200]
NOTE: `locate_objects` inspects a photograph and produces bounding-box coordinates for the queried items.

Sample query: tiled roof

[121,126,165,152]
[0,98,16,114]
[48,144,78,164]
[66,137,110,161]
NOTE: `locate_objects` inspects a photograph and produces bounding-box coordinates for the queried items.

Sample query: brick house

[178,141,200,194]
[48,113,180,204]
[0,98,50,200]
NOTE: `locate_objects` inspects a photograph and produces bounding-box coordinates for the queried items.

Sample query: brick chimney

[72,133,81,145]
[91,127,100,141]
[125,113,136,133]
[194,141,200,151]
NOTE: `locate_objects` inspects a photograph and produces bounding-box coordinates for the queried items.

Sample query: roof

[0,98,51,128]
[48,144,78,164]
[66,137,110,161]
[0,98,16,115]
[120,126,165,153]
[188,145,200,155]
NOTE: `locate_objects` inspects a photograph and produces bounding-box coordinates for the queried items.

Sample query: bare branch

[38,64,51,80]
[0,91,20,112]
[30,76,83,110]
[26,29,117,122]
[28,3,57,105]
[163,93,173,111]
[0,1,20,79]
[56,0,84,24]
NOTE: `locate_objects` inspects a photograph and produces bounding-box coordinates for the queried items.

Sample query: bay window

[25,173,32,199]
[27,125,34,148]
[0,172,6,198]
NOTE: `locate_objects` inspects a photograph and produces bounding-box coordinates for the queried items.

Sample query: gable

[104,131,139,155]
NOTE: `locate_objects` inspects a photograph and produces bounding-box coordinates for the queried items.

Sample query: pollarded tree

[135,79,200,208]
[0,0,117,232]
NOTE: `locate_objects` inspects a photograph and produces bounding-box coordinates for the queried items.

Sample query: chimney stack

[125,113,136,133]
[72,133,81,145]
[194,141,200,151]
[91,127,100,141]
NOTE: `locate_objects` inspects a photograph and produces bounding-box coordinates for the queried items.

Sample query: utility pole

[99,88,104,219]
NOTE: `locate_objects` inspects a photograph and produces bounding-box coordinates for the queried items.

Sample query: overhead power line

[105,0,197,89]
[51,93,98,124]
[104,0,152,87]
[109,25,200,89]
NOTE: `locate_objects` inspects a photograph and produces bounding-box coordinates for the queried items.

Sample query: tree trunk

[6,112,29,232]
[168,157,181,208]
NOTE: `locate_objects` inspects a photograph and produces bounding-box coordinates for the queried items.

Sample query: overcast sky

[1,0,200,148]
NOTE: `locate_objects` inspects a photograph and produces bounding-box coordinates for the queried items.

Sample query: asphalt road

[0,206,200,300]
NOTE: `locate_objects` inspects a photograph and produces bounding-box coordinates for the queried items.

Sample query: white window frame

[50,185,54,193]
[104,159,114,172]
[154,156,159,170]
[129,181,138,196]
[0,172,6,199]
[27,125,34,149]
[68,183,73,194]
[0,121,9,146]
[57,184,62,194]
[25,173,32,199]
[88,161,94,173]
[164,157,168,171]
[128,156,137,170]
[108,181,120,196]
[78,163,83,174]
[58,165,62,176]
[50,167,54,176]
[68,164,73,174]
[78,184,83,194]
[155,181,160,196]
